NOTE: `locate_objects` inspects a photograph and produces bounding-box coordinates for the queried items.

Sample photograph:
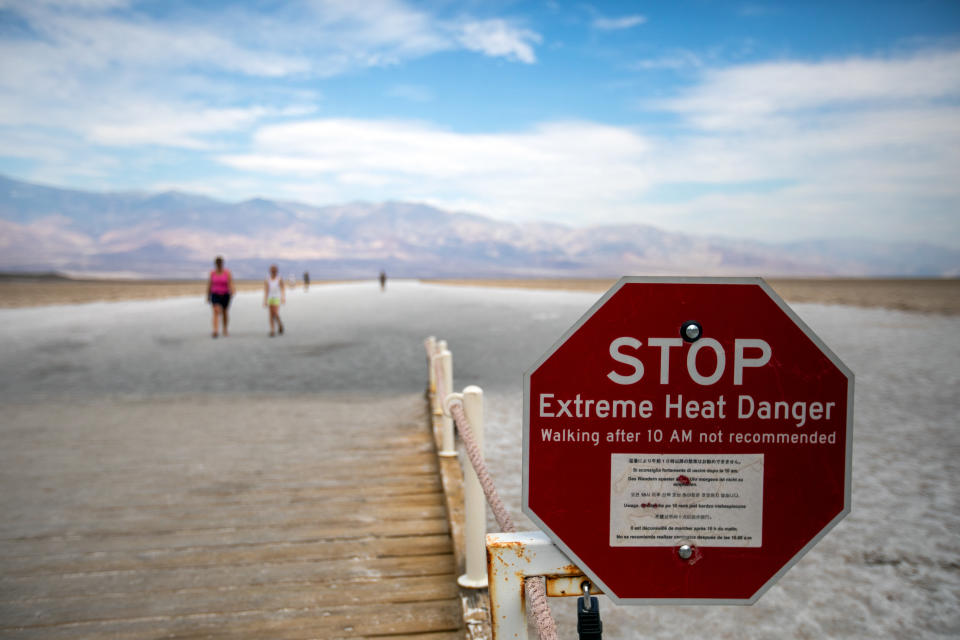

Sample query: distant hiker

[207,256,234,338]
[303,271,310,291]
[264,264,286,337]
[379,270,387,292]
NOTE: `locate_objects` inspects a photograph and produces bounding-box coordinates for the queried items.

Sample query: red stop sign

[523,277,853,604]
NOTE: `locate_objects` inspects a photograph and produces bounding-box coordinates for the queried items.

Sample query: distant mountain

[0,174,957,278]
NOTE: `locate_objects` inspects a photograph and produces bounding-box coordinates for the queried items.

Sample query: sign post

[523,277,853,604]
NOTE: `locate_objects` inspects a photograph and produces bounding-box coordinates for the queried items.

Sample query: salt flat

[0,281,957,638]
[0,281,597,399]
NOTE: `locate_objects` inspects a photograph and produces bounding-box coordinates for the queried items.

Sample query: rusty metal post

[487,531,586,639]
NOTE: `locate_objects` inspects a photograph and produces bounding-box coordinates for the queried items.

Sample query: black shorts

[211,293,231,308]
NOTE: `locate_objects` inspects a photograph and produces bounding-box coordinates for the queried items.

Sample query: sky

[0,0,959,247]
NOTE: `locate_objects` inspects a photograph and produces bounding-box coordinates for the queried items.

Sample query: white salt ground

[0,282,956,638]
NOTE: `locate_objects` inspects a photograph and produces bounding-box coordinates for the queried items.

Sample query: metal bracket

[487,531,591,640]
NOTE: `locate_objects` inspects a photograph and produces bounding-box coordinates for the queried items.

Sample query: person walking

[207,256,234,338]
[379,269,387,292]
[264,264,286,337]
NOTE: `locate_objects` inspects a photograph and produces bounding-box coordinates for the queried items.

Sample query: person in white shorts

[263,264,286,337]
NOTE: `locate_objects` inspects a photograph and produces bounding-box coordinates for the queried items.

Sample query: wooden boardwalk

[0,394,464,639]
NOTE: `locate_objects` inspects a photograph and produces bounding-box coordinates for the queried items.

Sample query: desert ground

[1,281,957,638]
[0,276,345,308]
[426,277,960,315]
[1,275,958,314]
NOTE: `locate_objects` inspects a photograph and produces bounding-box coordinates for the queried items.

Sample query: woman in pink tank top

[206,256,234,338]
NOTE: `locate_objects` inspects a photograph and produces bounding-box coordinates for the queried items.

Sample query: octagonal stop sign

[523,277,853,604]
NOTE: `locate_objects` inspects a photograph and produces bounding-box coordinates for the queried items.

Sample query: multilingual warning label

[610,453,763,547]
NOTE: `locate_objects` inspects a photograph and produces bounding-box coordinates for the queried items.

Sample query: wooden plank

[0,394,465,638]
[0,501,448,539]
[0,517,453,557]
[0,461,442,493]
[0,478,444,513]
[0,574,459,628]
[1,545,455,602]
[3,534,454,576]
[0,599,464,640]
[0,465,443,503]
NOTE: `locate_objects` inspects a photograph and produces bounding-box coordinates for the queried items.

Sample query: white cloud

[294,0,451,72]
[5,8,311,78]
[88,106,315,149]
[0,0,542,155]
[1,0,130,8]
[660,50,960,130]
[0,5,315,153]
[1,1,542,81]
[593,15,647,30]
[1,0,956,249]
[386,84,434,102]
[210,49,960,247]
[456,19,542,64]
[632,50,703,70]
[219,118,653,223]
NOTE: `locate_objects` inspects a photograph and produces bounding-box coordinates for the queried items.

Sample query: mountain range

[0,174,957,279]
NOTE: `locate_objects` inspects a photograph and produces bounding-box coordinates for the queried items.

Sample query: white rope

[450,402,559,640]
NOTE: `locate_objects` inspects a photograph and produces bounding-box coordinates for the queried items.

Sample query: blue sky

[1,0,959,246]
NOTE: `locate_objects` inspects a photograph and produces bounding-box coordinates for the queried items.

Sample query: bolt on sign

[522,277,853,604]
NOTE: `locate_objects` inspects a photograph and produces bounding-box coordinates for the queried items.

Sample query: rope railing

[448,401,559,640]
[424,336,559,640]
